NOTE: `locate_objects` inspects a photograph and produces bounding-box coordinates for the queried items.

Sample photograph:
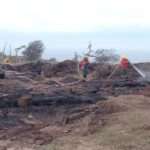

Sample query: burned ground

[0,61,150,149]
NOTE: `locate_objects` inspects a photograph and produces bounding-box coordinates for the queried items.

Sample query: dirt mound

[137,86,150,96]
[42,60,77,77]
[0,75,147,109]
[0,60,144,81]
[94,63,141,80]
[60,75,79,83]
[0,72,146,149]
[1,61,43,74]
[94,64,114,79]
[111,63,141,80]
[0,96,126,148]
[0,61,149,149]
[41,95,150,150]
[1,60,78,78]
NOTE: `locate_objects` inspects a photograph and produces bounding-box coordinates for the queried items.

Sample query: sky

[0,0,149,32]
[0,0,149,62]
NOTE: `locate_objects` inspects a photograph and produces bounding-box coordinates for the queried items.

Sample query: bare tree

[22,40,44,62]
[15,45,26,63]
[73,52,79,62]
[49,58,57,64]
[73,52,81,74]
[93,49,120,79]
[95,49,120,64]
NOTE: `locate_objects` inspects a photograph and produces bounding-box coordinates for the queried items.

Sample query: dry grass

[42,95,150,150]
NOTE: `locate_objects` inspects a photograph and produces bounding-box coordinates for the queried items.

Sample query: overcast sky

[0,0,149,32]
[0,0,149,62]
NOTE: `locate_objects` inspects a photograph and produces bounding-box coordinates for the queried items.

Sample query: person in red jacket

[120,57,129,69]
[79,57,90,80]
[119,57,130,79]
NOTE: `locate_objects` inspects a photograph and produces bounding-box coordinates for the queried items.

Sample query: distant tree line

[22,40,45,62]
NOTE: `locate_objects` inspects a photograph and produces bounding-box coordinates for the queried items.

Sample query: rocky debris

[1,62,43,74]
[94,64,114,79]
[0,126,53,148]
[0,69,5,79]
[110,64,142,80]
[0,60,96,79]
[42,60,77,77]
[5,71,38,81]
[0,60,77,77]
[0,77,147,108]
[0,61,149,148]
[0,95,126,148]
[96,64,142,81]
[40,126,66,138]
[0,61,146,87]
[60,75,79,84]
[17,96,32,112]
